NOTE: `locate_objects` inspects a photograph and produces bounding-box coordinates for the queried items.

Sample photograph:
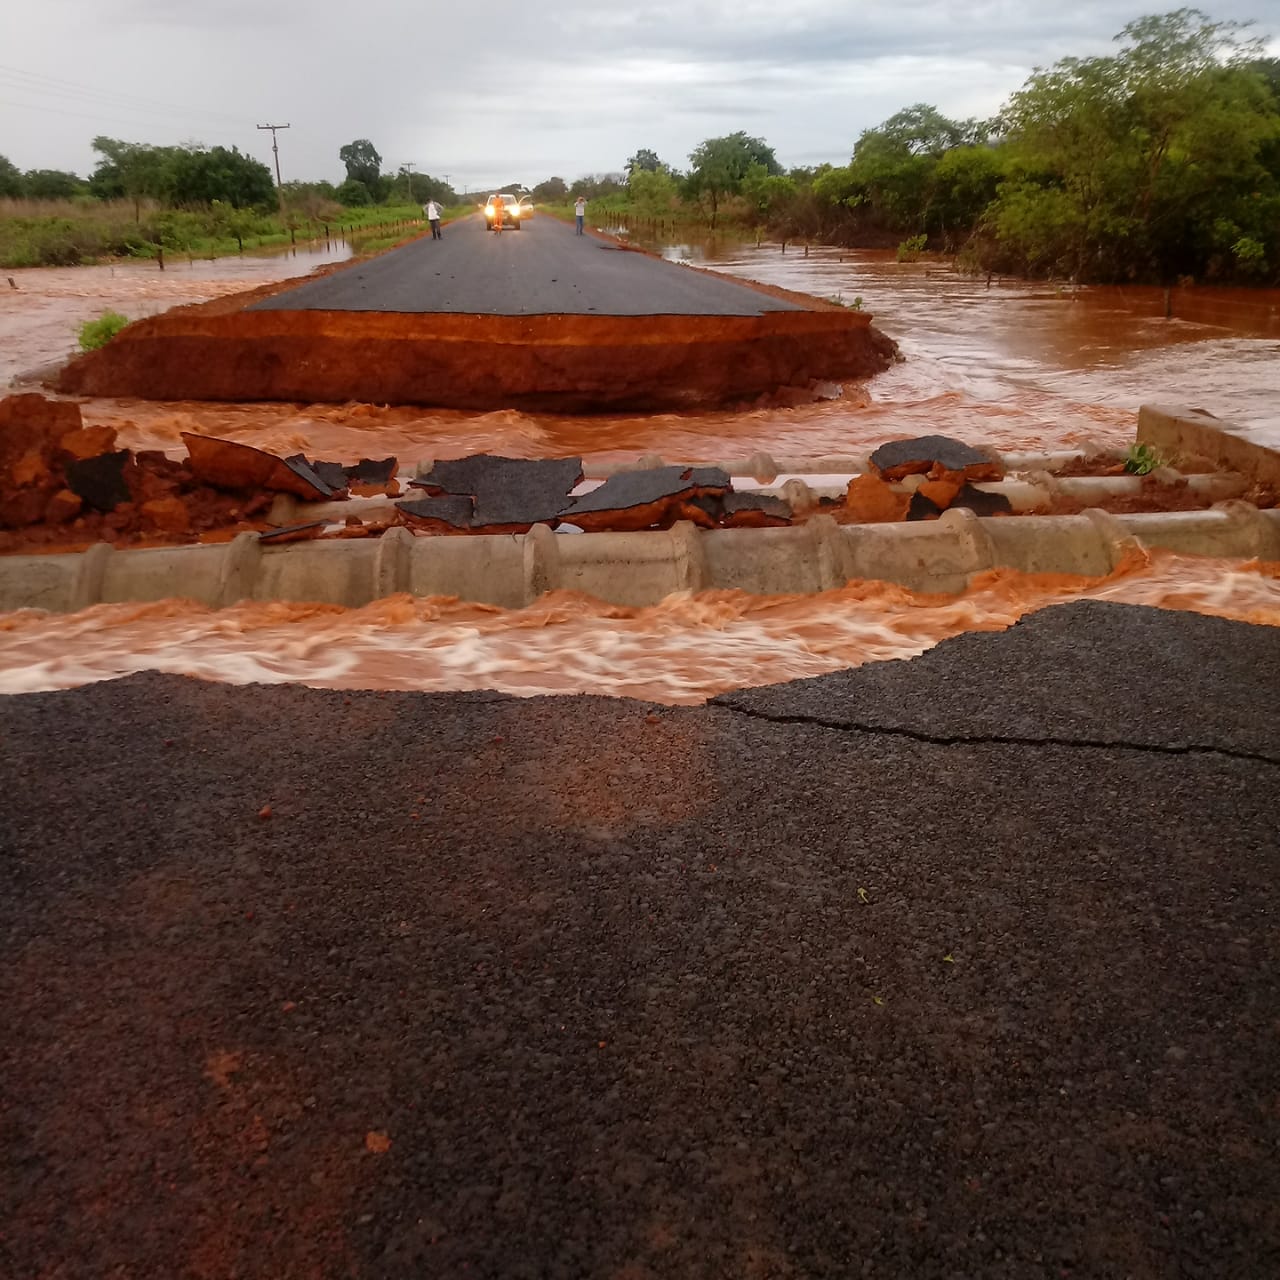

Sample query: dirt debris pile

[0,395,403,552]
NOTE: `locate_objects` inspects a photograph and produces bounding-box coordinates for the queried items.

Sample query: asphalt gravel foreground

[1,602,1278,1279]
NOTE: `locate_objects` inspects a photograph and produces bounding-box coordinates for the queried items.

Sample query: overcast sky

[3,1,1276,192]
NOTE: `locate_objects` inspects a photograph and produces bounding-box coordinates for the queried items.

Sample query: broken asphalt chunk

[309,460,351,492]
[869,435,1002,482]
[561,466,730,532]
[397,495,475,532]
[64,449,132,511]
[346,457,398,486]
[722,492,792,524]
[413,455,584,532]
[950,483,1014,517]
[181,433,336,501]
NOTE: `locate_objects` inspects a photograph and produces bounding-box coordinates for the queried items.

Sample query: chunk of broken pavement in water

[416,454,584,529]
[396,494,475,532]
[283,453,341,498]
[869,435,1003,482]
[181,432,336,501]
[346,457,398,486]
[905,490,943,521]
[309,459,352,492]
[721,492,793,527]
[949,483,1014,517]
[560,466,730,532]
[64,449,132,511]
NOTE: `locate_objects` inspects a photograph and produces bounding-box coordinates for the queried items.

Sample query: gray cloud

[3,0,1275,191]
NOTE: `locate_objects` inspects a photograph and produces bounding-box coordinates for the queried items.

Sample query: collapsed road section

[0,395,1277,612]
[52,215,898,411]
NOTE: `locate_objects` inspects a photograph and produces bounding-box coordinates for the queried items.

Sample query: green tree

[686,131,781,226]
[994,8,1279,281]
[89,137,177,215]
[532,176,568,202]
[626,148,663,176]
[335,178,373,207]
[628,167,679,212]
[0,154,23,198]
[741,162,797,223]
[339,139,382,189]
[167,146,274,209]
[22,169,85,199]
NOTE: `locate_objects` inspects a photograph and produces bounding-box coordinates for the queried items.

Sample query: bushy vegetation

[555,9,1280,286]
[78,311,130,351]
[0,131,458,267]
[5,11,1276,284]
[0,198,429,267]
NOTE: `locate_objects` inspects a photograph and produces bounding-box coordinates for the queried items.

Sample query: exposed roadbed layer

[2,602,1278,1279]
[56,309,894,412]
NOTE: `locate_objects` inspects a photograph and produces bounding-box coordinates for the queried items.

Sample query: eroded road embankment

[54,216,897,410]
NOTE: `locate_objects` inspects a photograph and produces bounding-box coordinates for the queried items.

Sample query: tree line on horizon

[1,9,1277,284]
[600,9,1280,285]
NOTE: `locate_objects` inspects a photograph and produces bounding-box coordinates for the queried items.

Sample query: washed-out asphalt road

[3,602,1279,1278]
[249,211,803,317]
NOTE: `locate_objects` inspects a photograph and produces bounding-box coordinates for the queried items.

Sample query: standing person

[425,198,442,240]
[574,195,586,236]
[492,192,505,234]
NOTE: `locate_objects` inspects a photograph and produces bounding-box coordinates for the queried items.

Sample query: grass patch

[78,311,130,351]
[0,198,430,268]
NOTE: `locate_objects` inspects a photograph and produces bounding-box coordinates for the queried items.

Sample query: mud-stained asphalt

[2,601,1278,1279]
[248,212,804,317]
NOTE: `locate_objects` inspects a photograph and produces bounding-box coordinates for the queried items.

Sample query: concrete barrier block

[103,543,228,606]
[984,514,1115,577]
[0,553,79,612]
[1139,404,1280,486]
[255,539,380,606]
[402,535,527,606]
[1116,504,1280,559]
[844,519,979,593]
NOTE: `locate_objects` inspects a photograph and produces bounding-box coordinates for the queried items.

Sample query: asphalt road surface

[249,212,804,317]
[3,602,1279,1278]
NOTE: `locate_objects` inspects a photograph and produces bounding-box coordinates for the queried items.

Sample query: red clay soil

[55,308,898,412]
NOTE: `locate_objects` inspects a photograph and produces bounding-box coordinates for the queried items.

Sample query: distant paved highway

[249,212,803,317]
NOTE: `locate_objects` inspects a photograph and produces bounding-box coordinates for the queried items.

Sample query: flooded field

[0,240,353,384]
[4,238,1279,699]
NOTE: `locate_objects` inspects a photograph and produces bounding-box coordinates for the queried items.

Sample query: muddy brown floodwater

[4,238,1280,697]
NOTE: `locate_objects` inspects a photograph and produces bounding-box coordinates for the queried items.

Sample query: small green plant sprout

[896,233,927,262]
[857,887,870,904]
[1123,443,1163,475]
[78,311,129,352]
[826,294,865,310]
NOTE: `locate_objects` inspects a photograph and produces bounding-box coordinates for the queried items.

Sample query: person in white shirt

[574,196,586,236]
[424,199,442,240]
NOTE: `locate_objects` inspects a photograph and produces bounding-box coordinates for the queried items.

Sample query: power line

[0,63,249,127]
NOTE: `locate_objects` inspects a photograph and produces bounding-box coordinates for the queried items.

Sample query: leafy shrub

[896,233,927,262]
[1123,443,1162,475]
[78,310,130,351]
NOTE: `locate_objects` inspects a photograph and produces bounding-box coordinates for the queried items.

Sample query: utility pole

[257,123,290,212]
[403,161,416,206]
